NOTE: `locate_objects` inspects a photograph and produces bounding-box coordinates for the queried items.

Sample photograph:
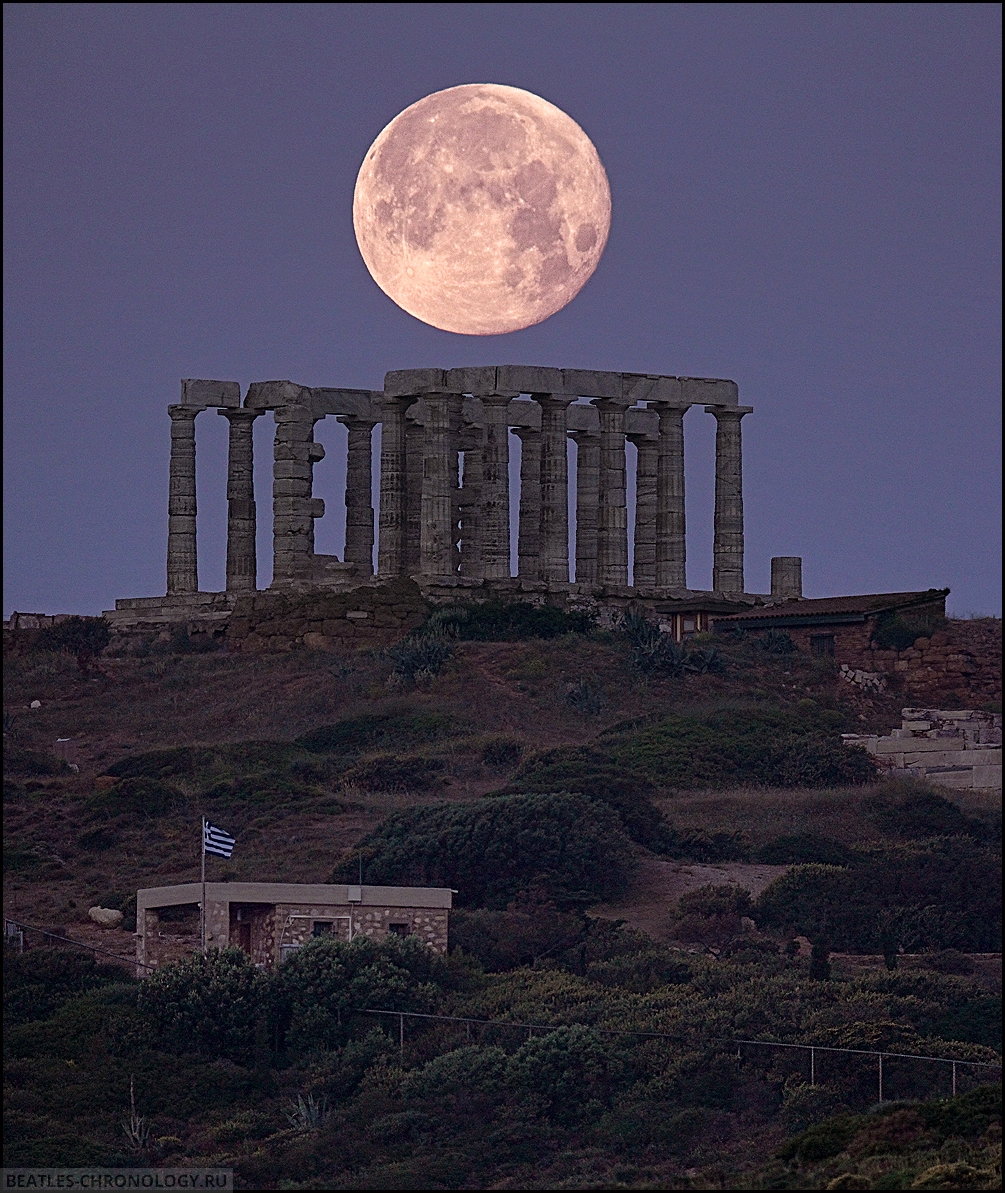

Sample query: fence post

[399,1013,405,1056]
[878,1054,883,1103]
[810,1047,816,1086]
[952,1061,957,1097]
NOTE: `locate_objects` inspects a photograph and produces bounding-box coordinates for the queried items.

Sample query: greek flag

[204,821,236,859]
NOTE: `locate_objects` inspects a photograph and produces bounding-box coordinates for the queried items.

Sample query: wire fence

[6,918,1000,1106]
[353,1007,1001,1105]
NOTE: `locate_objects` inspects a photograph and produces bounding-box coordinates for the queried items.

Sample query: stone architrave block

[562,369,622,398]
[872,737,957,754]
[622,374,684,405]
[181,379,241,408]
[682,377,739,406]
[244,380,311,410]
[907,749,1002,767]
[497,365,565,394]
[973,766,1003,787]
[384,368,449,397]
[311,388,377,420]
[446,366,503,394]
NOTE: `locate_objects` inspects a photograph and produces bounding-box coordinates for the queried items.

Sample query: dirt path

[589,857,790,941]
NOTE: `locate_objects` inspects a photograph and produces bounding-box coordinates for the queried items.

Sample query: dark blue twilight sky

[4,4,1001,617]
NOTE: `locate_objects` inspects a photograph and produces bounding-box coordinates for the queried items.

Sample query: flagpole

[200,815,207,953]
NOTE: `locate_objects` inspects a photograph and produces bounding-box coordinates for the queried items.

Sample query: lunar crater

[354,83,610,335]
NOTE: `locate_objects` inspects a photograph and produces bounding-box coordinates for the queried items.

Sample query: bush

[922,949,976,976]
[3,948,128,1028]
[501,747,664,848]
[754,839,1002,953]
[202,773,321,809]
[105,746,213,781]
[607,707,876,790]
[758,629,797,653]
[296,713,455,755]
[505,1025,626,1124]
[678,884,753,918]
[869,789,992,841]
[87,777,189,818]
[871,605,947,651]
[449,891,585,970]
[332,792,636,909]
[270,934,449,1056]
[755,834,858,865]
[428,601,594,641]
[387,629,454,685]
[33,616,111,656]
[658,826,751,862]
[2,747,71,777]
[342,754,444,792]
[619,611,725,676]
[137,948,267,1061]
[480,737,524,768]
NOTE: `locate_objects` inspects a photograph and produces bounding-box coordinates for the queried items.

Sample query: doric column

[512,427,541,579]
[707,404,753,594]
[457,424,484,578]
[592,397,631,587]
[404,414,423,576]
[272,395,320,586]
[218,407,261,593]
[627,431,657,588]
[478,394,513,579]
[568,430,599,585]
[339,415,376,577]
[653,402,689,589]
[167,404,200,594]
[420,392,463,577]
[377,395,416,577]
[535,394,575,583]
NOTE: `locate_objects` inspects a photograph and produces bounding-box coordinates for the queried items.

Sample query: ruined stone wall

[225,577,429,652]
[843,709,1002,790]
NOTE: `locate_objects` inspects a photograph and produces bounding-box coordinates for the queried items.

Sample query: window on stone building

[810,634,835,657]
[312,921,334,937]
[388,923,410,937]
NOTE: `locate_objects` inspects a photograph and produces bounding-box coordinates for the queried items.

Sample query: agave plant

[284,1092,328,1133]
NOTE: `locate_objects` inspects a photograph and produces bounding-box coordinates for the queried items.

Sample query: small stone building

[137,881,452,973]
[711,590,949,667]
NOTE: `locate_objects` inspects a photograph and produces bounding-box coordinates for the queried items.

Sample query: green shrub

[606,707,876,790]
[501,747,664,848]
[659,825,751,862]
[270,934,449,1055]
[871,606,947,651]
[137,948,267,1061]
[754,839,1002,953]
[3,747,71,777]
[505,1025,626,1124]
[3,948,129,1028]
[449,893,585,970]
[428,601,594,641]
[202,773,320,808]
[296,713,456,755]
[387,629,454,685]
[678,883,753,918]
[33,616,111,656]
[480,737,524,768]
[758,629,797,654]
[923,949,976,975]
[332,792,636,909]
[342,754,444,792]
[619,611,726,676]
[105,746,211,781]
[755,834,858,865]
[87,777,189,817]
[869,789,992,841]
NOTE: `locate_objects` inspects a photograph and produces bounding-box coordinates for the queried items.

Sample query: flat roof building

[137,881,452,974]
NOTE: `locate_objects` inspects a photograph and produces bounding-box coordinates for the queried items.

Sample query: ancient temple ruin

[107,366,797,643]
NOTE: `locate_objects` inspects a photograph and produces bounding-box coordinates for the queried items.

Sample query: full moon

[353,83,611,335]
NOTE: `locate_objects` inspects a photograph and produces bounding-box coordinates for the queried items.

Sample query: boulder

[88,906,124,928]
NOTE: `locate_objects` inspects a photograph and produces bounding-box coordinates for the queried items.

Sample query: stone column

[627,431,657,588]
[512,427,541,579]
[167,404,200,594]
[404,414,423,576]
[339,416,376,577]
[420,392,463,576]
[272,395,321,586]
[771,556,802,598]
[592,397,631,587]
[653,402,689,589]
[377,395,416,577]
[218,407,261,593]
[457,424,484,578]
[708,405,753,594]
[568,431,599,585]
[535,394,575,583]
[478,394,513,579]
